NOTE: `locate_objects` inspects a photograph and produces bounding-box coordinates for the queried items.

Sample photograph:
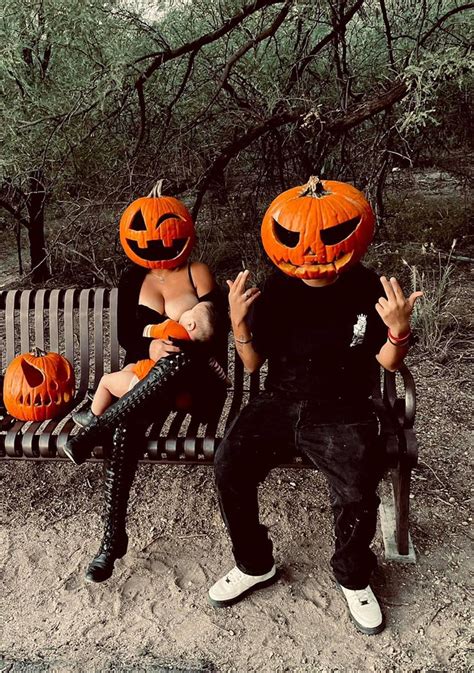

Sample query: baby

[73,302,228,428]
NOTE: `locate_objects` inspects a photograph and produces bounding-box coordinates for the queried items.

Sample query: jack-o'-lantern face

[261,176,375,280]
[3,349,75,421]
[120,180,195,269]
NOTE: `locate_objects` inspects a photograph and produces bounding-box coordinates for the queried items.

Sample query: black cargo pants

[214,391,385,590]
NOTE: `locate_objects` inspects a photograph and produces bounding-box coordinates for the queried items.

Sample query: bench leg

[379,462,416,563]
[392,462,411,555]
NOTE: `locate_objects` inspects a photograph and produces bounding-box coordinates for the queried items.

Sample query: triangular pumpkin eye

[20,360,45,387]
[129,210,147,231]
[273,218,300,248]
[320,217,360,245]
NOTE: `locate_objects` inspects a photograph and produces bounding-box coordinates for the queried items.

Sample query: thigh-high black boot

[85,422,140,583]
[64,352,192,465]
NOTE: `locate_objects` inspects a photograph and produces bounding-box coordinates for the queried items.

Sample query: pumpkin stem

[32,346,47,358]
[301,176,327,198]
[148,179,164,199]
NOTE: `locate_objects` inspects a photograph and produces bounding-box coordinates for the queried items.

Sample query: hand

[149,338,181,361]
[226,269,261,326]
[376,276,423,336]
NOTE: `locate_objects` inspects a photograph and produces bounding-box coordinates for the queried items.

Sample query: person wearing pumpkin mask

[64,182,228,583]
[208,177,422,636]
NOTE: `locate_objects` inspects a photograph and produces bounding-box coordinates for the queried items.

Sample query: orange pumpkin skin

[3,350,75,421]
[261,176,375,281]
[119,181,195,270]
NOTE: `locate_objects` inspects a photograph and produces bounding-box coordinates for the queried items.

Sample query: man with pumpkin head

[208,177,422,635]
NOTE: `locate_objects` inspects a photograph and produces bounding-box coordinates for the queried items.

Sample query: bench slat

[145,408,176,460]
[5,290,18,367]
[49,289,61,354]
[5,420,25,458]
[93,288,106,387]
[20,290,33,353]
[64,289,76,366]
[34,289,47,351]
[183,415,200,460]
[79,289,93,394]
[109,288,120,373]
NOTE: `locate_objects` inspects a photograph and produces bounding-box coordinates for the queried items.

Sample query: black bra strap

[188,262,198,293]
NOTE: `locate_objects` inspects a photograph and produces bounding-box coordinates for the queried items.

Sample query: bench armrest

[383,363,416,429]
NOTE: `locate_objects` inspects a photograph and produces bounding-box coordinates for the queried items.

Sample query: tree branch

[193,2,292,124]
[191,78,408,218]
[0,198,30,228]
[379,0,395,70]
[285,0,364,91]
[133,80,147,155]
[419,3,474,46]
[134,0,284,85]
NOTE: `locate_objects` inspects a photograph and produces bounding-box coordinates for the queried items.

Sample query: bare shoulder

[190,261,216,291]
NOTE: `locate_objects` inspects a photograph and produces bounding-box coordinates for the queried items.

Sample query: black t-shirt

[248,264,387,401]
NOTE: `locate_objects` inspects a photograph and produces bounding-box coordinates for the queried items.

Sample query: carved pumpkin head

[120,180,195,269]
[3,349,75,421]
[261,176,375,280]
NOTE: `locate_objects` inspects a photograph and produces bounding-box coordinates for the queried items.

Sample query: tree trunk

[26,172,50,282]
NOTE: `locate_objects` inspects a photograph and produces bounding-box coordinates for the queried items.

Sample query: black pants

[214,391,385,590]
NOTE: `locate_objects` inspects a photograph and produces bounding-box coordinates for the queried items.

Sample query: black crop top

[117,264,227,365]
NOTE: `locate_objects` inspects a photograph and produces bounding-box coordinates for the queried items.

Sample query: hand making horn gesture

[376,276,423,337]
[226,269,261,325]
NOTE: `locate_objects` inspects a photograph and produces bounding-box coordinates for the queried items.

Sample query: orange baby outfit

[131,319,191,381]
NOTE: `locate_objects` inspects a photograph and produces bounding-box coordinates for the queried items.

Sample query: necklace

[152,270,167,283]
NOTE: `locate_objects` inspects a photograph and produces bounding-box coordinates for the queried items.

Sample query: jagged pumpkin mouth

[277,250,354,276]
[126,237,190,261]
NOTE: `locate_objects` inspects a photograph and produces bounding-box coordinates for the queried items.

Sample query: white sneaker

[339,584,385,635]
[208,565,277,607]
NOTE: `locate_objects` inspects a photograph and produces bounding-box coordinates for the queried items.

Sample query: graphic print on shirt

[350,314,367,347]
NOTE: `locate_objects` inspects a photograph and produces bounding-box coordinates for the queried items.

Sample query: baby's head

[179,302,216,342]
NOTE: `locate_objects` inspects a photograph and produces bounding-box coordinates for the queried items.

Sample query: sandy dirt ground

[0,356,472,673]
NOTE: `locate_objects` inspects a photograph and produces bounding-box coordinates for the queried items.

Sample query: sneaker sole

[208,570,278,608]
[349,614,385,636]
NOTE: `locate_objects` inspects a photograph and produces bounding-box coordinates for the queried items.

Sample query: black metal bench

[0,287,418,561]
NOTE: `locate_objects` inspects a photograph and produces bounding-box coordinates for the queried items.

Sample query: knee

[214,438,249,487]
[214,438,234,484]
[100,373,114,388]
[332,494,380,522]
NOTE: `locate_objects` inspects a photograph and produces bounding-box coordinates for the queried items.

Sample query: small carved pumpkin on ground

[3,349,75,421]
[261,176,375,280]
[119,180,195,269]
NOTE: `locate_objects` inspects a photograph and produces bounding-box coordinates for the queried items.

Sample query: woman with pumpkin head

[64,180,227,583]
[208,177,422,636]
